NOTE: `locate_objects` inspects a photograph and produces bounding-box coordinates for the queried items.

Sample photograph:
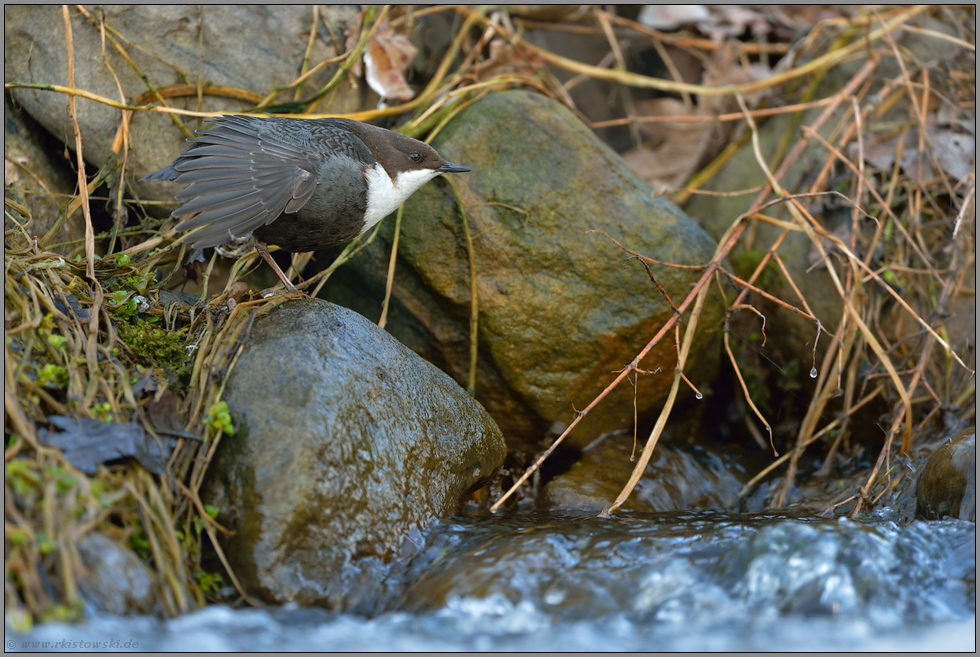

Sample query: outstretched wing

[144,115,323,249]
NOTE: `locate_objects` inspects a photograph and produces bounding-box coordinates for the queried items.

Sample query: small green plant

[195,569,224,595]
[36,363,69,389]
[36,531,58,556]
[90,401,115,423]
[205,401,235,437]
[128,527,151,560]
[39,602,84,624]
[6,460,42,500]
[48,465,77,494]
[8,528,30,547]
[108,290,141,320]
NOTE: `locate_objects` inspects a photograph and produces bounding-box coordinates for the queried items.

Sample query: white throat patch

[363,164,440,229]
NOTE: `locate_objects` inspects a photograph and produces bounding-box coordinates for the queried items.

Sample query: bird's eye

[409,152,421,162]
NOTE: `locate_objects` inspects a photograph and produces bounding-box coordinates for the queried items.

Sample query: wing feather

[143,115,325,249]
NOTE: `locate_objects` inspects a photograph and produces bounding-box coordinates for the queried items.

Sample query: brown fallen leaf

[361,17,418,102]
[623,97,716,191]
[698,6,772,42]
[623,42,772,190]
[146,391,198,440]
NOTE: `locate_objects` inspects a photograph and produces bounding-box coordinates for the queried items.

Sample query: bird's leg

[252,239,298,292]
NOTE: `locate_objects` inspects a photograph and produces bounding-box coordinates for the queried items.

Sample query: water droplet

[695,392,703,400]
[810,367,818,378]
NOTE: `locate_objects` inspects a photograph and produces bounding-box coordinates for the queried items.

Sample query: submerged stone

[917,428,976,522]
[76,531,158,615]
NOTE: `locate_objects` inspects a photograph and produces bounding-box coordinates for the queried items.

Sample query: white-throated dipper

[144,114,470,291]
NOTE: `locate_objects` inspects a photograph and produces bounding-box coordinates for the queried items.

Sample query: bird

[143,114,471,291]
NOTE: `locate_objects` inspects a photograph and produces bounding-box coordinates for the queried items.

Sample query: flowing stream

[6,511,975,651]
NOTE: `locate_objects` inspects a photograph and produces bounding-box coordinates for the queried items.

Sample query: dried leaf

[624,44,773,190]
[131,368,158,398]
[38,416,178,475]
[637,5,709,31]
[624,98,713,191]
[52,292,92,322]
[937,103,975,135]
[146,391,198,439]
[929,128,975,182]
[362,17,418,102]
[697,7,772,42]
[5,158,21,185]
[857,116,977,184]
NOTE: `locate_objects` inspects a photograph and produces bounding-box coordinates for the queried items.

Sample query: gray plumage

[144,115,468,254]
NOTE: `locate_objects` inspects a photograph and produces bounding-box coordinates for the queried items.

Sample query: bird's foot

[253,240,301,294]
[214,235,254,259]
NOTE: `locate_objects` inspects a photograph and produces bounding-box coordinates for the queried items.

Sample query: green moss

[117,319,195,389]
[8,528,30,546]
[730,248,781,292]
[776,359,803,393]
[117,320,191,370]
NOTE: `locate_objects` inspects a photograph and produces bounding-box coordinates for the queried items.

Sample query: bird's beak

[439,161,471,174]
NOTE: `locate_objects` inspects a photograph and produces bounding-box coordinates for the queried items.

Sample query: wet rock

[542,433,746,513]
[76,531,158,615]
[202,298,506,611]
[329,90,724,451]
[916,428,975,521]
[4,93,81,248]
[5,5,365,191]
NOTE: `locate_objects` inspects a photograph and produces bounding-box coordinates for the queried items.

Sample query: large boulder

[329,90,725,451]
[203,299,506,612]
[4,93,82,249]
[5,5,365,192]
